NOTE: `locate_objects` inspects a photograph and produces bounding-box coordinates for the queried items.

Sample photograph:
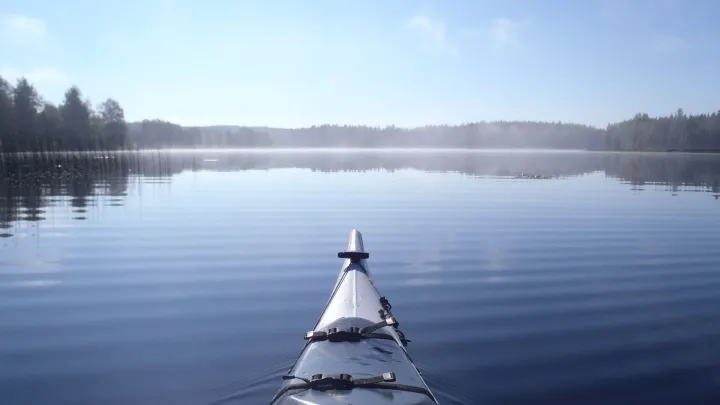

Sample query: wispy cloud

[0,67,68,84]
[460,17,526,50]
[489,17,523,49]
[405,15,446,45]
[0,14,46,41]
[404,15,458,55]
[653,34,688,53]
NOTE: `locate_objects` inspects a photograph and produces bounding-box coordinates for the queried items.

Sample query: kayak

[269,229,439,405]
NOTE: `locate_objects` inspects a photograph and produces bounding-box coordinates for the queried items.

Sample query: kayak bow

[269,229,439,405]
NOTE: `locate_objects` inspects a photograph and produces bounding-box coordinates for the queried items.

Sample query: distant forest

[1,75,720,152]
[605,109,720,152]
[0,76,273,152]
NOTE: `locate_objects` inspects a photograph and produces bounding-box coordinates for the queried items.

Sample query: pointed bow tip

[346,229,365,252]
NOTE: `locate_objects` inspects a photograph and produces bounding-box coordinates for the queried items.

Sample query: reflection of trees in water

[194,151,720,191]
[602,153,720,193]
[234,151,605,178]
[1,151,719,236]
[0,152,172,235]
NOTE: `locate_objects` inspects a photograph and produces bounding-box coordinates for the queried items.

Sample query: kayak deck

[270,230,438,405]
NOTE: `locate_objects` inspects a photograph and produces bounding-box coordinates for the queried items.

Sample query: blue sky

[1,0,718,128]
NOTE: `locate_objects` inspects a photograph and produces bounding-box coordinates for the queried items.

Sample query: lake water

[2,150,720,405]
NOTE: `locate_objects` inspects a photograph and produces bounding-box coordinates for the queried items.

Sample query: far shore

[3,147,720,155]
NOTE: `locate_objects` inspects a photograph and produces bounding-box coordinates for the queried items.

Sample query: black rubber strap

[281,375,310,383]
[268,380,436,405]
[337,251,369,262]
[359,382,437,401]
[363,332,397,342]
[305,330,397,343]
[338,251,369,274]
[305,319,399,344]
[360,317,396,335]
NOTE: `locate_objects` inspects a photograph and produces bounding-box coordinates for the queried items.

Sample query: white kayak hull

[270,230,438,405]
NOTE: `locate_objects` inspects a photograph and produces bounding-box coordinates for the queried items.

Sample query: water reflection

[1,150,719,237]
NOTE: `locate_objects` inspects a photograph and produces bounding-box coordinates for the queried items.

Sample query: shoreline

[3,147,720,155]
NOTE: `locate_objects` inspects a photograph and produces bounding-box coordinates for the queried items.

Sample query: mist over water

[1,150,720,405]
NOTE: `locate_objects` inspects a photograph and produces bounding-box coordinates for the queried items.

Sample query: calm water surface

[2,150,720,405]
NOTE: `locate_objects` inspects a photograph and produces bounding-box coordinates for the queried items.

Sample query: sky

[1,0,719,128]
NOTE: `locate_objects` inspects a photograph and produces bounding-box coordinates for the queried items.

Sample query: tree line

[0,76,127,152]
[260,112,720,151]
[605,108,720,152]
[1,75,719,152]
[126,121,273,148]
[262,122,604,149]
[0,76,272,152]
